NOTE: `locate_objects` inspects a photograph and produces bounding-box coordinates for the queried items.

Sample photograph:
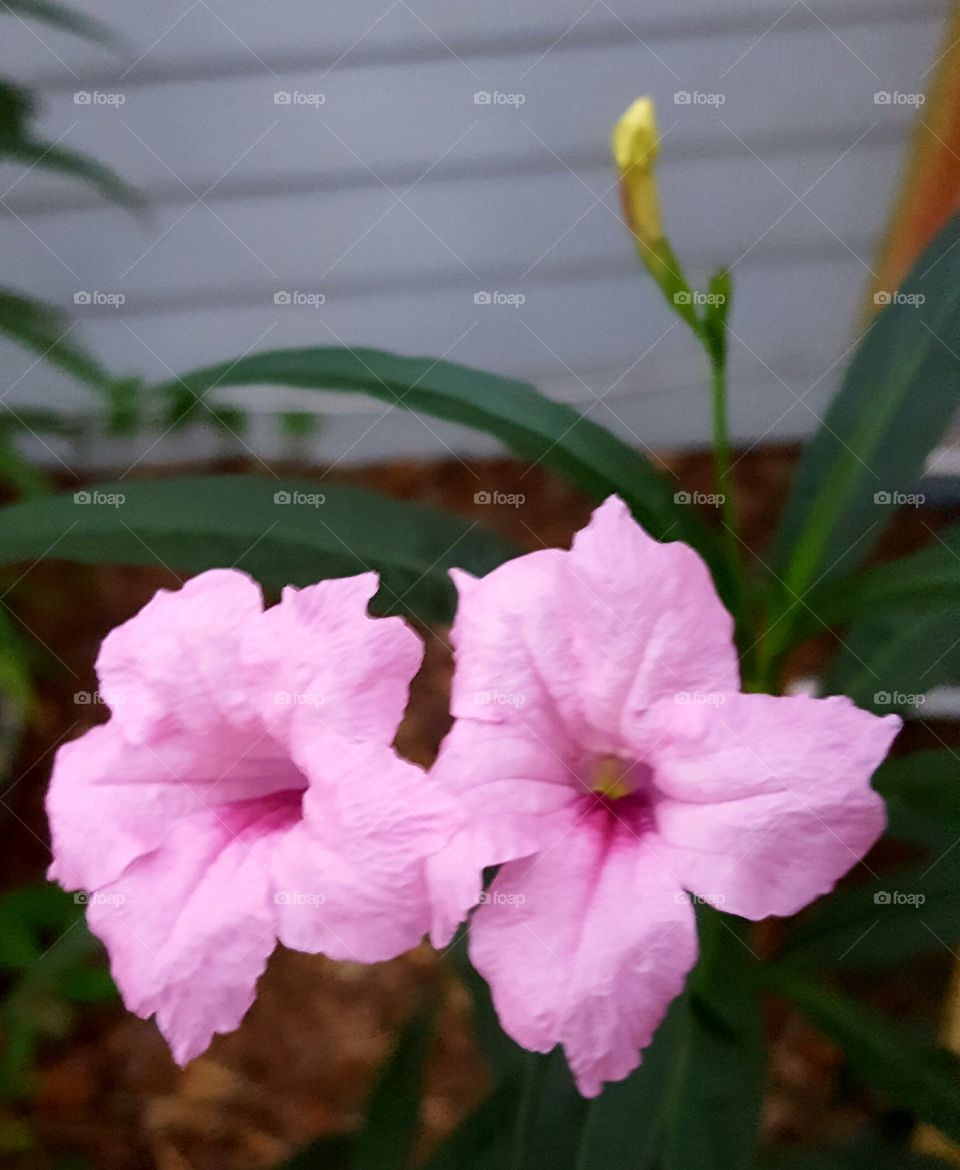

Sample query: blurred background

[1,2,959,1168]
[0,0,955,466]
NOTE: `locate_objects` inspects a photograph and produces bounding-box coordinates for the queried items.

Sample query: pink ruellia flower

[428,497,901,1097]
[47,570,460,1064]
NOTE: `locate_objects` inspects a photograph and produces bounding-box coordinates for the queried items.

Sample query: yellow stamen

[591,755,631,800]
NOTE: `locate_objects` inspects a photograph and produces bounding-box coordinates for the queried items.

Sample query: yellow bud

[611,96,660,175]
[612,97,667,274]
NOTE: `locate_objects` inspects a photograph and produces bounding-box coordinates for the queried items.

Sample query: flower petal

[426,717,581,944]
[273,734,461,961]
[648,693,900,919]
[83,797,294,1064]
[564,496,739,742]
[241,574,423,747]
[46,721,303,893]
[468,805,698,1097]
[96,569,264,742]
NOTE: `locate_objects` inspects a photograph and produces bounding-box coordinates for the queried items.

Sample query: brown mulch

[0,446,957,1168]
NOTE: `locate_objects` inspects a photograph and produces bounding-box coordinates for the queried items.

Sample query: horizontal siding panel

[0,0,945,85]
[1,16,939,207]
[0,139,900,307]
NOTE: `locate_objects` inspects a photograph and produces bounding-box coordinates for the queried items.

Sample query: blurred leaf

[353,1004,434,1170]
[766,967,960,1142]
[764,1142,953,1169]
[1,0,119,45]
[0,476,519,622]
[808,524,960,631]
[770,214,960,624]
[2,138,143,209]
[0,287,112,390]
[777,852,960,971]
[874,750,960,851]
[574,911,763,1170]
[512,1050,590,1170]
[421,1076,519,1170]
[280,410,319,439]
[150,347,730,599]
[0,81,33,148]
[823,601,960,713]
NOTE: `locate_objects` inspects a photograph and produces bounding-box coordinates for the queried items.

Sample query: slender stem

[708,350,750,656]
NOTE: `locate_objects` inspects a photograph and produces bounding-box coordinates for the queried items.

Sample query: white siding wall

[0,0,948,466]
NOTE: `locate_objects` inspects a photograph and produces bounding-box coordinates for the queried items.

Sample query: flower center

[588,754,653,800]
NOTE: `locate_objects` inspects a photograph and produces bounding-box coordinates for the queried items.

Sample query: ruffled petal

[273,734,462,961]
[241,574,423,747]
[468,805,698,1097]
[46,721,303,893]
[96,569,264,741]
[83,796,294,1064]
[648,693,900,919]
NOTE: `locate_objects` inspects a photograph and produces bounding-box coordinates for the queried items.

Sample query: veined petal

[649,693,900,919]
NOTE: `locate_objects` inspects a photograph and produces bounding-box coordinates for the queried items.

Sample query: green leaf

[353,1005,434,1170]
[823,601,960,712]
[874,750,960,851]
[0,476,518,622]
[574,911,764,1170]
[809,524,960,630]
[2,139,143,210]
[150,347,729,597]
[422,1076,519,1170]
[511,1050,590,1170]
[1,0,119,46]
[770,214,960,620]
[766,967,960,1142]
[764,1140,953,1169]
[0,287,113,390]
[777,853,960,971]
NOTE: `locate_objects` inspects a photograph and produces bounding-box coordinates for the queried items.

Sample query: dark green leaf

[874,750,960,851]
[422,1076,519,1170]
[511,1050,590,1170]
[0,287,112,390]
[771,214,960,609]
[0,476,518,622]
[777,853,960,971]
[1,0,119,46]
[2,139,143,209]
[353,1005,433,1170]
[149,347,729,598]
[766,967,960,1141]
[823,601,960,712]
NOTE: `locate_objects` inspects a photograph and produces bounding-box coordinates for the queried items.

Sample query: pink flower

[47,570,460,1064]
[429,497,900,1097]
